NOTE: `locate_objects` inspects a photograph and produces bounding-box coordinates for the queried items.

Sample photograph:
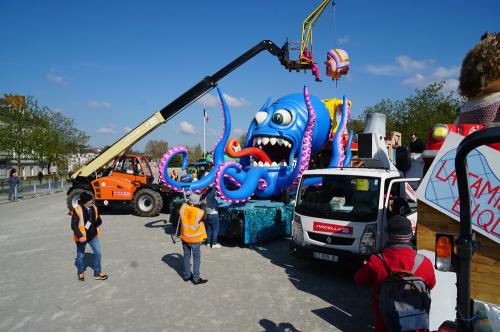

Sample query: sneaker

[94,273,108,280]
[212,243,222,249]
[182,275,193,282]
[192,278,208,285]
[78,272,85,281]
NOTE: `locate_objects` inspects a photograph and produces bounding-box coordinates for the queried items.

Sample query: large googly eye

[254,112,267,125]
[272,109,292,125]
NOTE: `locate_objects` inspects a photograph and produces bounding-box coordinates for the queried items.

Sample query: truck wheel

[67,188,92,211]
[134,189,163,217]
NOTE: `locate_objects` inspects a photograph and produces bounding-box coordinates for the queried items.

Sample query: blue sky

[1,1,498,152]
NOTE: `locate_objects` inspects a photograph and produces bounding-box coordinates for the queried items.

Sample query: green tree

[353,82,462,145]
[0,94,89,177]
[0,95,46,172]
[144,139,169,161]
[40,110,89,177]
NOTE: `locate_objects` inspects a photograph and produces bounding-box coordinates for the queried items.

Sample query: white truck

[290,113,421,263]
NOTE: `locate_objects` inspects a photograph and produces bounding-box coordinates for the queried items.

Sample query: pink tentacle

[292,87,317,186]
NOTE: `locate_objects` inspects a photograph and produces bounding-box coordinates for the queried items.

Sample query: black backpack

[377,253,431,332]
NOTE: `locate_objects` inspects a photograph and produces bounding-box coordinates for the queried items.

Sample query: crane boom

[72,40,284,179]
[300,0,331,62]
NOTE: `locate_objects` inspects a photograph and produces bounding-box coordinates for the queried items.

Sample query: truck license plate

[313,252,338,262]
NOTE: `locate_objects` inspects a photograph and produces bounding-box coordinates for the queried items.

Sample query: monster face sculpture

[218,86,331,202]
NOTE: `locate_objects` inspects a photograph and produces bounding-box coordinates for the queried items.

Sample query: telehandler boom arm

[72,40,284,179]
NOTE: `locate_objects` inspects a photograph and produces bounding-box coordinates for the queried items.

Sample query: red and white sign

[313,222,353,234]
[112,190,130,197]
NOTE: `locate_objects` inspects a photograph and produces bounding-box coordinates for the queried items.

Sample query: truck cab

[290,167,419,264]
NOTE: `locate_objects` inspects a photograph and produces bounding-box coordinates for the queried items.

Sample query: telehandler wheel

[134,188,163,217]
[67,188,92,211]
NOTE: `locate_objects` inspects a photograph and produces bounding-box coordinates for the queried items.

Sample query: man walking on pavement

[71,192,108,281]
[180,192,208,285]
[8,169,20,202]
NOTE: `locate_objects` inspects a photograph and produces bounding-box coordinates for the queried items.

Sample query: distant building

[68,147,102,172]
[0,151,49,180]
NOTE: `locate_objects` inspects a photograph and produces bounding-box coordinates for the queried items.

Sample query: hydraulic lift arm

[72,40,284,179]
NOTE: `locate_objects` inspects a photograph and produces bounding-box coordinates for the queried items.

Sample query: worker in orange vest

[71,192,108,281]
[180,192,208,285]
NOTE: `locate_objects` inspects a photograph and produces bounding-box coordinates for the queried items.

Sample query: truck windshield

[295,174,381,222]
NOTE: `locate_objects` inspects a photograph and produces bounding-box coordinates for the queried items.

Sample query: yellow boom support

[299,0,331,64]
[71,112,166,178]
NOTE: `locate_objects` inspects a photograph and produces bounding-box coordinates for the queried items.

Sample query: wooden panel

[417,202,500,304]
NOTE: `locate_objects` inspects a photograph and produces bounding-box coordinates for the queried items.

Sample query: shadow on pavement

[144,219,169,229]
[252,241,373,332]
[161,253,184,279]
[259,319,301,332]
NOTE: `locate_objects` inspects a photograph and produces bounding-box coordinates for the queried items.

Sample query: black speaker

[396,146,412,172]
[358,133,374,159]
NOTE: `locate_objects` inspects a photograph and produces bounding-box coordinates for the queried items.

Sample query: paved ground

[0,192,373,332]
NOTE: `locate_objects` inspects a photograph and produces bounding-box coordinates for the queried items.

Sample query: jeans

[182,241,201,281]
[75,236,102,276]
[206,213,220,245]
[8,185,17,201]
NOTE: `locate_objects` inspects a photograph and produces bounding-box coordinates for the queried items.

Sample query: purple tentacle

[291,86,317,186]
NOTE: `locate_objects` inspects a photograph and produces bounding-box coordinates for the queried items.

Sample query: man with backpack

[354,215,436,332]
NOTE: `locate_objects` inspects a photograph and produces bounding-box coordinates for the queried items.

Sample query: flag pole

[203,109,206,157]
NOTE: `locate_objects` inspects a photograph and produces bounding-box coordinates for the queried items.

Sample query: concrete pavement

[0,192,373,332]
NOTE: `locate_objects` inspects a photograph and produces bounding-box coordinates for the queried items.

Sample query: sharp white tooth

[271,161,278,167]
[283,162,288,166]
[270,137,277,145]
[285,141,291,148]
[253,161,258,166]
[277,138,283,145]
[264,162,270,167]
[257,138,262,146]
[262,137,270,145]
[234,145,241,152]
[258,161,263,166]
[253,138,257,146]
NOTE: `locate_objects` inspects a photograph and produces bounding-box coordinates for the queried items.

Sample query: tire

[67,188,92,211]
[133,188,163,217]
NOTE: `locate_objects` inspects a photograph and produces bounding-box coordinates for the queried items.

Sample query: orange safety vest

[72,205,100,241]
[180,203,207,243]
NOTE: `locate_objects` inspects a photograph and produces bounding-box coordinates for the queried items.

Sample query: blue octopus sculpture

[159,86,353,203]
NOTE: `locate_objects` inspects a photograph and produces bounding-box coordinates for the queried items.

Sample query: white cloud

[401,65,460,90]
[46,74,65,85]
[396,56,434,71]
[402,73,427,87]
[122,126,132,133]
[431,66,460,79]
[180,121,196,135]
[52,108,64,113]
[97,127,117,135]
[198,92,249,108]
[88,100,112,109]
[337,35,350,44]
[366,56,434,76]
